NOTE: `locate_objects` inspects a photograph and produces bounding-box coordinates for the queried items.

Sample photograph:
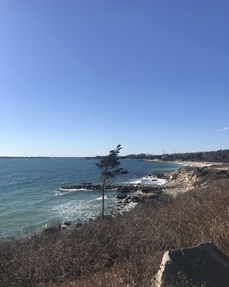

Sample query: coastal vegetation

[95,145,128,219]
[151,149,229,163]
[122,149,229,162]
[1,166,229,286]
[86,149,229,163]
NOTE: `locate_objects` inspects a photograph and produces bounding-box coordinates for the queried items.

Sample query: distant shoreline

[144,159,228,168]
[0,156,50,159]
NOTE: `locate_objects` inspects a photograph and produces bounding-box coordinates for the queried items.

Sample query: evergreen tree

[96,145,128,218]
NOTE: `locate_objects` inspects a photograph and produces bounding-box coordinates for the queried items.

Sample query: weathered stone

[136,190,143,194]
[140,193,158,201]
[131,196,141,203]
[153,243,229,287]
[87,217,98,222]
[115,194,127,199]
[123,196,130,204]
[142,188,149,193]
[44,224,61,233]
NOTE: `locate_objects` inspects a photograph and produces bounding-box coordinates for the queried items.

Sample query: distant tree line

[85,149,229,162]
[121,149,229,162]
[159,149,229,162]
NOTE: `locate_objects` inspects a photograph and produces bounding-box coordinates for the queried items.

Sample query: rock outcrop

[61,166,229,206]
[154,166,229,196]
[159,166,229,187]
[153,243,229,287]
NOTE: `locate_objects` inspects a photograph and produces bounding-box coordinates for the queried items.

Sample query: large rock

[131,196,141,203]
[139,192,158,201]
[119,186,131,193]
[153,243,229,287]
[123,196,130,204]
[44,224,61,233]
[115,194,127,199]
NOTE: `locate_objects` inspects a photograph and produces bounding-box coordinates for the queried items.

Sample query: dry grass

[1,179,229,286]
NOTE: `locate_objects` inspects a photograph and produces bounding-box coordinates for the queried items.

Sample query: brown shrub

[1,179,229,286]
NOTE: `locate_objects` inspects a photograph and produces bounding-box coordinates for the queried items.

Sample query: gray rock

[115,194,127,199]
[131,196,141,203]
[123,196,130,204]
[123,187,131,193]
[153,243,229,287]
[44,224,61,233]
[139,193,158,201]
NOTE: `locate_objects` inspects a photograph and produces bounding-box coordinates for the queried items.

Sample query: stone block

[153,243,229,287]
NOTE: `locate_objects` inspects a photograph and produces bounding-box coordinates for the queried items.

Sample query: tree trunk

[102,178,105,219]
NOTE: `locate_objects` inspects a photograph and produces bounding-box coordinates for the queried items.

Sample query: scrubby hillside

[1,169,229,286]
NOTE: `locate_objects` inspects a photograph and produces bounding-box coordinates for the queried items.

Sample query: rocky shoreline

[55,165,229,231]
[60,183,164,208]
[60,164,229,203]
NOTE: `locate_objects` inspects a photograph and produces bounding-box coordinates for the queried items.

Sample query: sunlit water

[0,158,182,237]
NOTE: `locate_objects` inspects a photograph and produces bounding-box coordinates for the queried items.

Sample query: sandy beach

[145,159,229,169]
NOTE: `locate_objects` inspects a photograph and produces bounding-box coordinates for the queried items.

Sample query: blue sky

[0,0,229,156]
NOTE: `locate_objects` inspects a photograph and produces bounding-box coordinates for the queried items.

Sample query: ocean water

[0,158,182,237]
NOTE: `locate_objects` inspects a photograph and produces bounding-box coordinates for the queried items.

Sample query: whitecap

[155,178,167,185]
[118,202,138,214]
[55,191,64,196]
[128,179,141,184]
[60,188,81,191]
[95,195,108,201]
[128,176,167,186]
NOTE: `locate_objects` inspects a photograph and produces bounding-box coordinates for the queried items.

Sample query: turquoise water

[0,158,182,237]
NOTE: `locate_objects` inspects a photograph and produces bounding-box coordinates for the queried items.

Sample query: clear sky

[0,0,228,156]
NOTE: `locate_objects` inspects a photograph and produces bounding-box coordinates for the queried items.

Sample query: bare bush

[1,180,229,286]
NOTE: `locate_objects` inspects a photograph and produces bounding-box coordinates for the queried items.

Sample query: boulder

[139,193,158,201]
[115,194,127,199]
[60,224,67,230]
[136,189,143,194]
[123,196,130,204]
[44,224,61,233]
[87,217,98,222]
[153,243,229,287]
[131,196,141,203]
[142,188,149,193]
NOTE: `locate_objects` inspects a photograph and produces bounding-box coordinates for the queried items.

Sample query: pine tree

[95,145,128,218]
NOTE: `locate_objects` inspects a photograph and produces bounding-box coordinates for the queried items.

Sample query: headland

[2,161,229,286]
[61,163,229,205]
